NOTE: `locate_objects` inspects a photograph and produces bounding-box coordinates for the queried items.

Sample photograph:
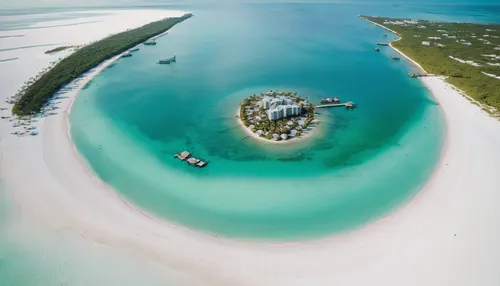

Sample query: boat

[121,51,132,58]
[129,47,139,52]
[376,42,389,46]
[391,56,401,60]
[144,40,156,46]
[374,47,380,51]
[383,33,387,37]
[158,56,176,64]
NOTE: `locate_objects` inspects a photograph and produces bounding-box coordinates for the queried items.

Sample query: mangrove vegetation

[362,16,500,113]
[13,14,192,115]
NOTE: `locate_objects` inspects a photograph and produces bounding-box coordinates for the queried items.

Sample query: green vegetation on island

[13,14,192,115]
[239,90,315,141]
[361,16,500,113]
[44,46,75,54]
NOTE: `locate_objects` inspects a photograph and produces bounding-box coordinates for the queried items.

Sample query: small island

[238,90,316,142]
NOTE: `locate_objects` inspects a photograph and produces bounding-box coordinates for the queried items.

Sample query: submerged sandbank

[1,9,500,286]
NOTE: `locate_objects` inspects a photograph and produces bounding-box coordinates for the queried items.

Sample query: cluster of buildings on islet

[261,92,304,121]
[241,90,314,141]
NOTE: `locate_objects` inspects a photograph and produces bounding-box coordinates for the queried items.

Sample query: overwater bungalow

[187,157,199,165]
[186,157,207,168]
[175,151,190,160]
[345,101,355,108]
[174,151,207,167]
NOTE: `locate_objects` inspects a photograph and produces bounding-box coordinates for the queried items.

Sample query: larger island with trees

[361,16,500,115]
[12,13,192,116]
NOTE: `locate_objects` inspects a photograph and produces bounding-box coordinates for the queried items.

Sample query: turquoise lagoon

[69,4,448,239]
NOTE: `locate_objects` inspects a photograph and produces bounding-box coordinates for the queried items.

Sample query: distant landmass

[361,16,500,115]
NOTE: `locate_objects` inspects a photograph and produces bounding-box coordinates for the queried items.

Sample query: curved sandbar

[2,10,500,286]
[238,90,318,143]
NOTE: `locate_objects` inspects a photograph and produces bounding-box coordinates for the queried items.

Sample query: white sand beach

[1,9,500,286]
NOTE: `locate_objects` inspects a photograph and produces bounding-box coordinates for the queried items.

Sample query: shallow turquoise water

[1,2,499,285]
[68,3,453,240]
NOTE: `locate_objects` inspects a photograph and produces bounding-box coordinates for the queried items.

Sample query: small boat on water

[121,51,132,58]
[374,47,380,51]
[129,47,140,52]
[383,33,387,37]
[158,56,176,64]
[144,40,156,46]
[391,56,401,60]
[377,42,389,46]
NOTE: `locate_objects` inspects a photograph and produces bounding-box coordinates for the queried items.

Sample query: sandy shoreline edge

[236,107,319,144]
[1,10,500,286]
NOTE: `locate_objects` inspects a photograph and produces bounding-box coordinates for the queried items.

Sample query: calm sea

[70,2,458,239]
[2,1,499,285]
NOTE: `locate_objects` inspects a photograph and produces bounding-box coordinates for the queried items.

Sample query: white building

[266,104,302,121]
[422,41,431,46]
[262,95,302,121]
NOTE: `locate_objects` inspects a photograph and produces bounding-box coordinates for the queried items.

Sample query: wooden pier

[315,101,355,109]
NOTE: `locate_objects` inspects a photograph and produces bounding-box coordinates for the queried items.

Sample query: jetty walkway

[315,101,355,109]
